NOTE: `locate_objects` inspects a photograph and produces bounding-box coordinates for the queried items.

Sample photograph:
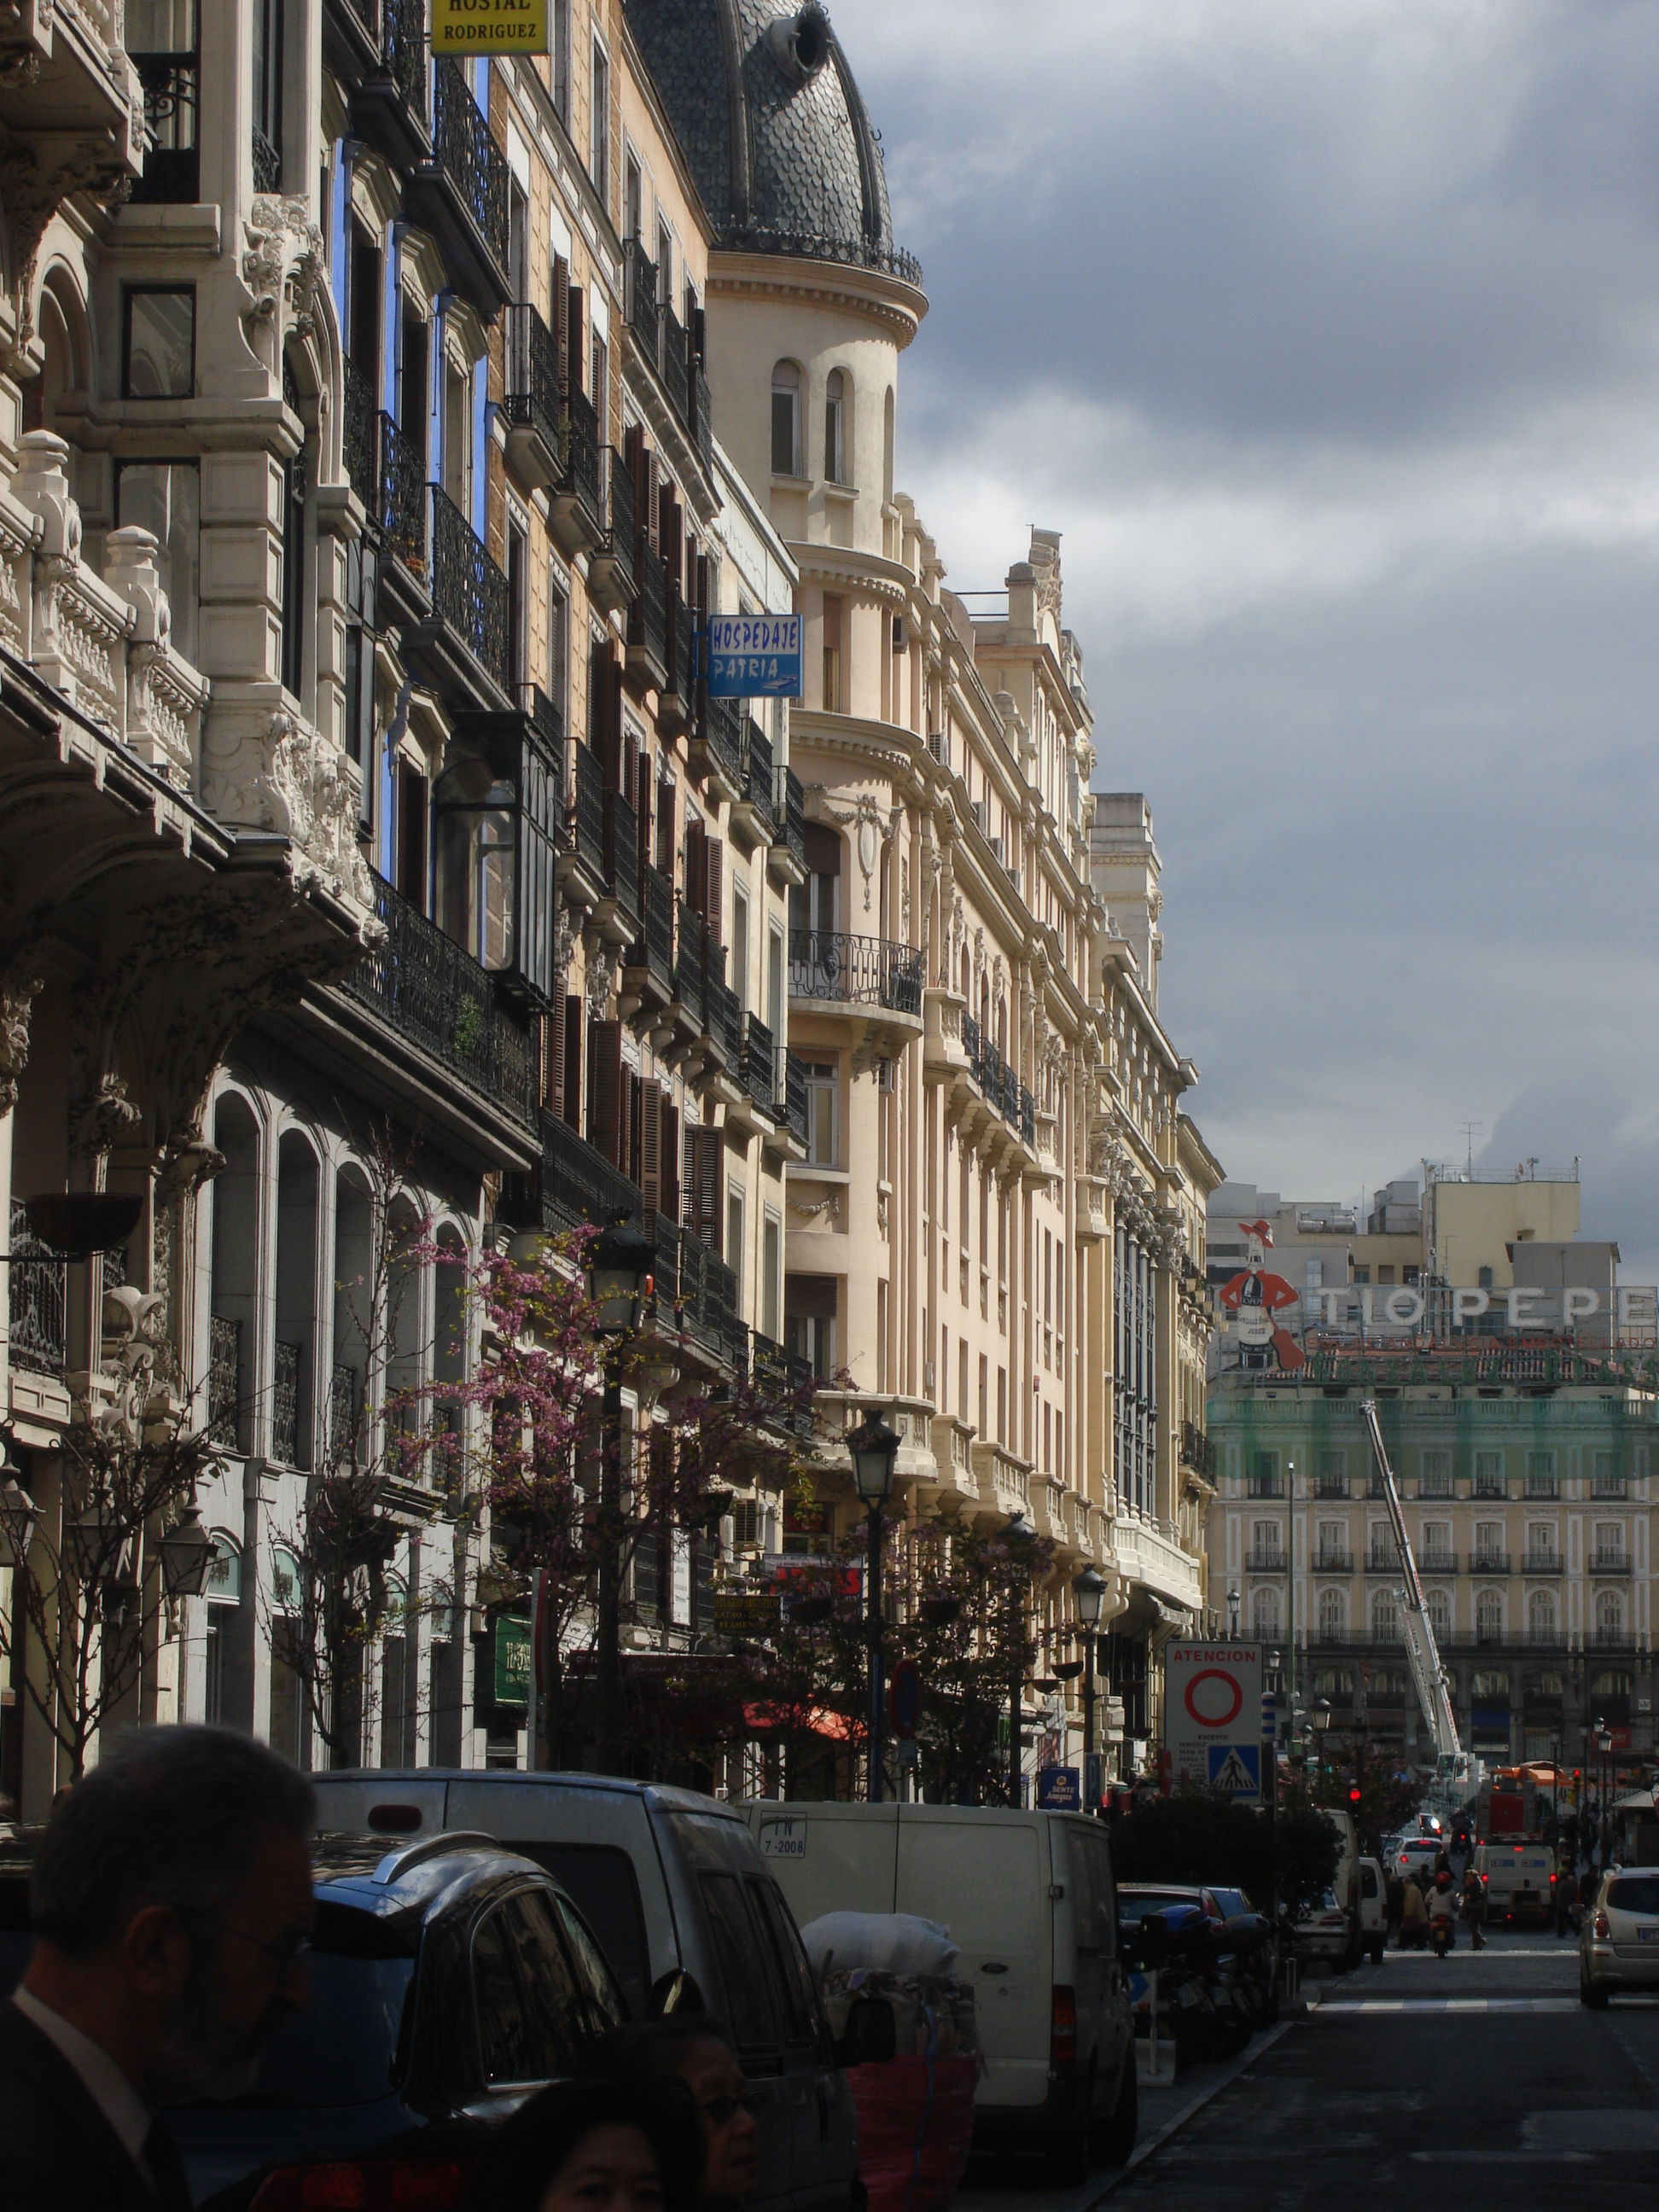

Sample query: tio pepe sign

[1163,1642,1264,1801]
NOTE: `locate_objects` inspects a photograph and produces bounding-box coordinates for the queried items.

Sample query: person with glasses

[467,2075,700,2212]
[0,1725,315,2211]
[582,2018,761,2210]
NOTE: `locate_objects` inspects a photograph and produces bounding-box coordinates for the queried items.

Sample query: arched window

[208,1091,259,1452]
[380,1571,414,1767]
[273,1131,318,1469]
[331,1166,373,1465]
[1528,1588,1557,1640]
[1596,1588,1625,1644]
[204,1533,242,1727]
[1476,1591,1504,1644]
[268,1545,306,1768]
[771,360,801,476]
[824,367,847,484]
[1317,1587,1345,1639]
[1371,1587,1399,1643]
[1251,1586,1279,1637]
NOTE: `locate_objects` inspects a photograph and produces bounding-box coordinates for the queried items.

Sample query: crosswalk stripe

[1319,1997,1580,2015]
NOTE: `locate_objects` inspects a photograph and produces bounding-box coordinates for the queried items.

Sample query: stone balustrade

[3,433,209,791]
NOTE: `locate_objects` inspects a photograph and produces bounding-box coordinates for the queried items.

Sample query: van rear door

[894,1810,1049,2110]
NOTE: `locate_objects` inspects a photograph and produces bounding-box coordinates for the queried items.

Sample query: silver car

[1580,1870,1659,2005]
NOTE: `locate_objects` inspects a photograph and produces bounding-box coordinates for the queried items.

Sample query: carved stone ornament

[254,712,375,908]
[789,1190,843,1230]
[69,1072,141,1161]
[0,969,43,1115]
[584,933,621,1019]
[241,195,326,351]
[98,1283,175,1443]
[0,131,132,359]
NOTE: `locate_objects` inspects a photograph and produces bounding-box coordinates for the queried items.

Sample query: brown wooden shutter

[690,1126,724,1254]
[588,641,622,786]
[552,254,571,391]
[623,1067,643,1185]
[660,1092,680,1224]
[655,774,676,877]
[560,992,583,1130]
[684,816,707,913]
[704,835,724,952]
[638,1079,663,1214]
[586,1018,623,1162]
[695,551,713,620]
[566,281,584,397]
[659,484,683,590]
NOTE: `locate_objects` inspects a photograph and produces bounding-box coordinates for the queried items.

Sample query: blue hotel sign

[707,614,802,698]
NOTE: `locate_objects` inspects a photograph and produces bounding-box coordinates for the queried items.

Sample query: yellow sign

[431,0,549,55]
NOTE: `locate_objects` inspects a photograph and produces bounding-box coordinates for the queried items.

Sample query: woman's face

[538,2123,666,2212]
[678,2037,760,2204]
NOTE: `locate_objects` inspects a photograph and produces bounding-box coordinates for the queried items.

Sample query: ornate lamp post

[157,1504,213,1599]
[1074,1564,1107,1804]
[586,1219,654,1774]
[847,1408,900,1803]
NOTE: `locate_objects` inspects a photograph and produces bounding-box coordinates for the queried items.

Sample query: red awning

[743,1703,859,1742]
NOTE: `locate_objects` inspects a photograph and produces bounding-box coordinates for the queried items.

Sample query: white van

[1475,1842,1555,1926]
[740,1800,1135,2181]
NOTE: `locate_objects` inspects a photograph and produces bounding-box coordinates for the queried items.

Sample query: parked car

[310,1771,858,2212]
[735,1798,1136,2185]
[1580,1870,1659,2006]
[2,1828,625,2209]
[1352,1856,1387,1965]
[1293,1889,1353,1969]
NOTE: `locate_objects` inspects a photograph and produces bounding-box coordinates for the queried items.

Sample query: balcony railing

[272,1339,303,1467]
[647,1213,744,1371]
[742,719,777,833]
[342,870,536,1124]
[341,358,377,507]
[777,765,806,870]
[1365,1551,1395,1573]
[706,974,743,1066]
[668,592,696,724]
[538,1110,643,1235]
[570,741,604,874]
[378,412,426,573]
[1591,1476,1630,1499]
[1313,1478,1348,1499]
[9,1198,66,1375]
[131,52,199,203]
[1313,1550,1353,1572]
[1246,1549,1287,1572]
[675,899,708,1030]
[661,297,691,425]
[741,1013,776,1112]
[602,448,637,593]
[429,484,508,690]
[1592,1553,1633,1575]
[625,239,661,370]
[504,302,564,466]
[1471,1552,1511,1575]
[622,241,709,459]
[381,0,427,114]
[631,863,675,994]
[698,690,743,786]
[561,386,603,534]
[329,1365,361,1458]
[628,545,668,677]
[1521,1551,1563,1575]
[431,56,509,276]
[750,1328,816,1439]
[1181,1421,1218,1479]
[602,786,639,928]
[789,928,924,1015]
[1246,1477,1284,1499]
[780,1046,808,1146]
[208,1314,242,1448]
[1419,1553,1458,1575]
[252,123,282,192]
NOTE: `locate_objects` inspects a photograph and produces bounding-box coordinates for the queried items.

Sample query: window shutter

[560,992,583,1130]
[660,1093,680,1224]
[566,281,584,397]
[586,1018,623,1163]
[622,1066,642,1184]
[690,1126,723,1254]
[704,836,724,951]
[695,551,713,620]
[639,1078,663,1215]
[684,816,707,913]
[655,774,676,877]
[552,255,571,390]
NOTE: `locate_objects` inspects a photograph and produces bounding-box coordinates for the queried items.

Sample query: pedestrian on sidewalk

[0,1726,316,2212]
[1553,1860,1580,1939]
[1458,1867,1487,1951]
[1384,1870,1406,1949]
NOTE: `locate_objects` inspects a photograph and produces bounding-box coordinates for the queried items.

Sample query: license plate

[1637,1928,1659,1943]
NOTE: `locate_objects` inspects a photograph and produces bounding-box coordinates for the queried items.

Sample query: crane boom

[1360,1400,1472,1797]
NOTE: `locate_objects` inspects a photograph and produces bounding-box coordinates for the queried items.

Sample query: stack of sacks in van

[800,1914,978,2212]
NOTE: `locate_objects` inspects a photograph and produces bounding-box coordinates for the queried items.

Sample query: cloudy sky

[831,0,1659,1276]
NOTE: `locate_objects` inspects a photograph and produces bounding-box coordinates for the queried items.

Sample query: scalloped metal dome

[623,0,921,286]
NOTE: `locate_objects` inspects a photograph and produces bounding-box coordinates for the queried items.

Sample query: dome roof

[623,0,920,286]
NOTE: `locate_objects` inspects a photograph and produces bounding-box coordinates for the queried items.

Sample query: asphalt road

[1110,1924,1659,2212]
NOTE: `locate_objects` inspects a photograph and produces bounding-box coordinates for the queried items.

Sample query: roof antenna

[1458,1121,1481,1179]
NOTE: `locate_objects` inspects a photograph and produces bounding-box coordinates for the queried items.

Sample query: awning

[742,1703,859,1742]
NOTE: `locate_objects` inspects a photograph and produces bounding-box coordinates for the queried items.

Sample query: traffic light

[1348,1787,1363,1805]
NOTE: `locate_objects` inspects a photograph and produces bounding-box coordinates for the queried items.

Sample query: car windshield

[1118,1892,1198,1922]
[1607,1877,1659,1917]
[1211,1889,1252,1917]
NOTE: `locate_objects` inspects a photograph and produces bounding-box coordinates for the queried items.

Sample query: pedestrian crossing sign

[1208,1743,1260,1796]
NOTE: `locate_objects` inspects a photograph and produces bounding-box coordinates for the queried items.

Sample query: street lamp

[1594,1719,1615,1864]
[1227,1585,1241,1637]
[157,1503,213,1600]
[586,1219,655,1775]
[847,1408,900,1803]
[1074,1564,1107,1807]
[0,1476,38,1569]
[1005,1510,1034,1806]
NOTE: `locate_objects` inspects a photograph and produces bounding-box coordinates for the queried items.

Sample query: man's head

[27,1726,316,2104]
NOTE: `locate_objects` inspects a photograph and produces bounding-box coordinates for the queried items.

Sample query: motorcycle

[1429,1914,1455,1958]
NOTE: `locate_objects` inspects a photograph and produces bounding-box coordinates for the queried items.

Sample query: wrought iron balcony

[1313,1476,1349,1499]
[9,1197,66,1375]
[666,591,696,731]
[625,238,661,370]
[131,52,199,204]
[602,786,639,929]
[749,1328,815,1438]
[532,1110,643,1237]
[706,974,743,1066]
[627,545,669,689]
[1419,1551,1458,1575]
[740,719,777,835]
[675,899,708,1030]
[407,58,511,316]
[208,1314,242,1449]
[647,1213,744,1371]
[553,386,604,550]
[1180,1421,1218,1479]
[661,298,691,426]
[1521,1551,1563,1575]
[1471,1551,1511,1574]
[1245,1548,1287,1572]
[568,742,605,885]
[377,411,426,574]
[780,1047,808,1147]
[588,448,637,614]
[252,124,282,192]
[1313,1549,1353,1572]
[694,688,743,790]
[429,483,509,693]
[342,870,537,1125]
[628,862,675,997]
[1591,1476,1630,1499]
[503,303,565,489]
[1592,1552,1633,1575]
[329,1365,361,1458]
[272,1338,304,1466]
[341,358,377,508]
[789,929,924,1016]
[741,1013,777,1113]
[771,765,806,878]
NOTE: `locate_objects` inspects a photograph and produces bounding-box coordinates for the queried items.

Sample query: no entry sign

[1164,1643,1264,1800]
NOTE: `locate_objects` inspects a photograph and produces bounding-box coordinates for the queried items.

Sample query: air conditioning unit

[988,835,1005,866]
[927,731,951,767]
